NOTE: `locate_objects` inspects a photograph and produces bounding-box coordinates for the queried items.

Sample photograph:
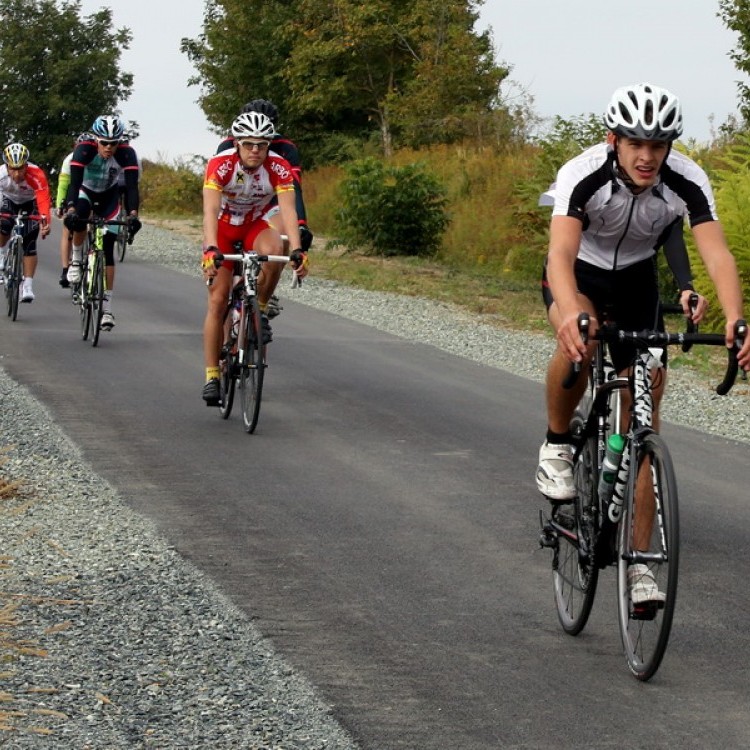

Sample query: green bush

[140,158,204,216]
[334,158,449,256]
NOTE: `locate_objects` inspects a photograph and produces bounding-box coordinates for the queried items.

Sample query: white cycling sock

[71,244,83,262]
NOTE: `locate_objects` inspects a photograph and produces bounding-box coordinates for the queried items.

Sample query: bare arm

[202,187,221,249]
[547,215,587,362]
[276,189,301,251]
[692,220,750,367]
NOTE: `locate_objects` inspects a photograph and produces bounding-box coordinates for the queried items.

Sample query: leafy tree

[0,0,133,173]
[719,0,750,122]
[181,0,297,142]
[282,0,507,155]
[182,0,508,160]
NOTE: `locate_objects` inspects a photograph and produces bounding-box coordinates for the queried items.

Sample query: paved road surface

[2,235,750,748]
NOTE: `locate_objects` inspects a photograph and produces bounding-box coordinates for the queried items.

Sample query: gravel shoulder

[1,222,748,747]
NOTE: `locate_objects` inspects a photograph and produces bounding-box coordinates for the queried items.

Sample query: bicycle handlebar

[562,312,747,395]
[213,252,295,265]
[0,212,46,222]
[207,249,303,289]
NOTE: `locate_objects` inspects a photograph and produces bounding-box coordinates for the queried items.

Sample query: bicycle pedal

[539,527,558,549]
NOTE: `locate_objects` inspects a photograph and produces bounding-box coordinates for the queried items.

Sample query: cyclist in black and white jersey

[63,115,141,330]
[536,83,749,603]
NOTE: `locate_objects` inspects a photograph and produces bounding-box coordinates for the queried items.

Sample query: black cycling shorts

[542,256,665,372]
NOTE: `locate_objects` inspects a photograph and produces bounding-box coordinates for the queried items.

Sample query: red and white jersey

[203,149,295,226]
[0,163,51,219]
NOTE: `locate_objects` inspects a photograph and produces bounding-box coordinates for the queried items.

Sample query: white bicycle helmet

[231,111,276,140]
[3,142,29,168]
[604,83,683,141]
[91,115,125,140]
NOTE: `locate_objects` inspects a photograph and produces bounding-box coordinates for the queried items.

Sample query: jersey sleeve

[26,165,51,219]
[203,154,234,192]
[267,155,296,196]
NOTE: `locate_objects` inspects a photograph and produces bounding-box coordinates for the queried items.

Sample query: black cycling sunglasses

[98,139,120,147]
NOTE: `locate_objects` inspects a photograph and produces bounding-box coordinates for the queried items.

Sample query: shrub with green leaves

[335,158,449,256]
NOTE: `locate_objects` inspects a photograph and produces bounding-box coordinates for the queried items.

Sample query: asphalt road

[3,230,750,749]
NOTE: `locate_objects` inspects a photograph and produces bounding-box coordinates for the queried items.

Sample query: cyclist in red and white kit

[216,99,313,254]
[536,83,750,604]
[0,143,51,302]
[200,111,308,406]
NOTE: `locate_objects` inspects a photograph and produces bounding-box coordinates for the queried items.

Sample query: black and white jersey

[551,143,717,271]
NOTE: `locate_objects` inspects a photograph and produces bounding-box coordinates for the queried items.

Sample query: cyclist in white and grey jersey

[551,142,716,271]
[536,83,749,604]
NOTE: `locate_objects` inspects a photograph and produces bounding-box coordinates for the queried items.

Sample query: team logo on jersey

[216,158,234,180]
[270,162,290,180]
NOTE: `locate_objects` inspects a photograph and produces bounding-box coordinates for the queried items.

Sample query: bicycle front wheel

[6,240,22,321]
[239,300,265,433]
[617,433,679,681]
[90,255,105,347]
[553,401,599,634]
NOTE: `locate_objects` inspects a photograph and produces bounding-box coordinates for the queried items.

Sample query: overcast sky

[77,0,746,162]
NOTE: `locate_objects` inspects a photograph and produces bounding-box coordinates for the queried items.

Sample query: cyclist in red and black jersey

[216,99,312,254]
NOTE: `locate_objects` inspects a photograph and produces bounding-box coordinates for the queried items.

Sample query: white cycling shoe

[536,440,576,501]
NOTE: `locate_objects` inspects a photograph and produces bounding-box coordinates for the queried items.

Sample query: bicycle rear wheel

[552,398,600,634]
[617,433,679,681]
[90,254,105,347]
[219,346,236,419]
[239,299,265,433]
[6,240,22,321]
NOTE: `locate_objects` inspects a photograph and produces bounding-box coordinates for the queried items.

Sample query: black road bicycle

[72,216,132,346]
[212,246,301,433]
[539,305,746,680]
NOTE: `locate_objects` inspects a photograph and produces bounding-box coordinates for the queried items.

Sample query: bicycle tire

[90,254,105,347]
[616,432,679,681]
[239,298,265,433]
[116,214,128,262]
[552,398,600,634]
[7,238,22,321]
[219,347,236,419]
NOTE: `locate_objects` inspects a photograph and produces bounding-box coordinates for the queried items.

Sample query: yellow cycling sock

[206,366,220,382]
[258,301,268,312]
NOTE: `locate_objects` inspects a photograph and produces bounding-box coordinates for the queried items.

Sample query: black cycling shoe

[202,378,221,407]
[261,313,273,344]
[59,269,70,289]
[266,294,282,319]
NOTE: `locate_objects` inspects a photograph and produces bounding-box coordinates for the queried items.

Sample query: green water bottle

[597,433,625,505]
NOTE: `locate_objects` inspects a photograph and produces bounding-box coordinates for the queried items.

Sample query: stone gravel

[1,223,748,748]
